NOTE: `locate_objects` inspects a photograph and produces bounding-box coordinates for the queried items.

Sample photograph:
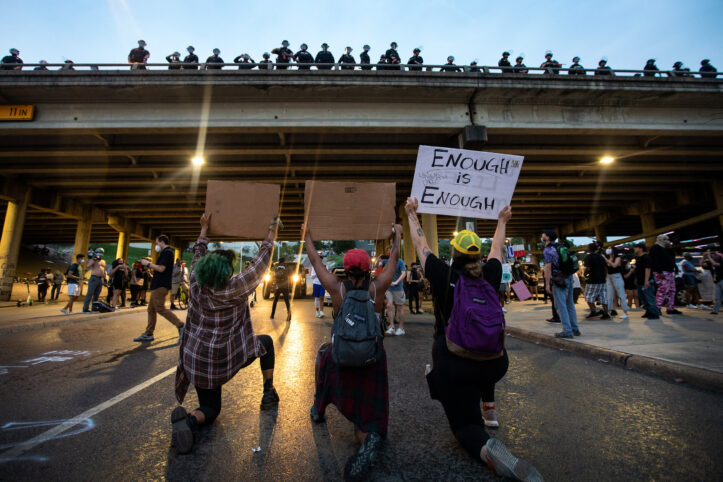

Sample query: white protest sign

[502,263,513,283]
[410,145,524,220]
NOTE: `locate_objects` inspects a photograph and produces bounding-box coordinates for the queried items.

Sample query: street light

[453,231,459,237]
[599,156,615,164]
[191,155,205,166]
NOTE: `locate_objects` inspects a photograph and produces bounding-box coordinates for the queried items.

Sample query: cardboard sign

[205,180,280,239]
[410,145,524,220]
[304,181,396,240]
[511,280,532,301]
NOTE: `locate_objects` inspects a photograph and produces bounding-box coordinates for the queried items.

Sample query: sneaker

[482,438,543,482]
[344,432,383,482]
[599,314,611,320]
[177,324,185,344]
[394,328,405,336]
[310,405,325,423]
[483,405,499,428]
[60,308,68,315]
[585,311,601,319]
[319,311,325,318]
[610,310,618,316]
[698,304,710,310]
[641,312,650,318]
[572,329,581,336]
[619,313,629,320]
[667,309,683,315]
[546,318,560,323]
[554,332,573,339]
[502,307,507,313]
[686,304,698,309]
[133,333,154,342]
[385,326,395,335]
[417,309,425,314]
[260,387,280,410]
[171,406,194,455]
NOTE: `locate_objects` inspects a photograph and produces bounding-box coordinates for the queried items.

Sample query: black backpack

[554,240,579,284]
[331,281,383,368]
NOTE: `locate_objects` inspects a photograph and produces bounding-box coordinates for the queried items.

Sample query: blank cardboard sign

[205,180,280,239]
[304,181,396,240]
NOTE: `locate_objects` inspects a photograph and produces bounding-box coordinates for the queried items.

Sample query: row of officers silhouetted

[2,42,719,78]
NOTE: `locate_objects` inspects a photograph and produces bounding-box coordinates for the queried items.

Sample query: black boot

[260,379,280,410]
[344,432,383,481]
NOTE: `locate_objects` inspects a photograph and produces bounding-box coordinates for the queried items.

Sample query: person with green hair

[171,213,283,455]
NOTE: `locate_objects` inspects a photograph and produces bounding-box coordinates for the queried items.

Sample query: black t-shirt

[710,253,723,282]
[584,253,607,284]
[150,247,174,290]
[649,245,675,273]
[425,254,502,340]
[634,254,652,285]
[67,263,80,284]
[129,48,148,63]
[606,255,622,275]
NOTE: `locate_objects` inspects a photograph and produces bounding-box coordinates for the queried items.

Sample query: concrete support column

[115,231,130,261]
[400,206,416,267]
[0,189,30,301]
[594,224,607,243]
[639,212,656,248]
[174,247,183,262]
[421,213,439,257]
[73,220,92,296]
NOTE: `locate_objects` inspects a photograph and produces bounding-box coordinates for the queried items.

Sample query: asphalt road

[0,298,721,481]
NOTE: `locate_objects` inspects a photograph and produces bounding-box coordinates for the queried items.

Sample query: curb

[506,326,723,394]
[0,309,139,335]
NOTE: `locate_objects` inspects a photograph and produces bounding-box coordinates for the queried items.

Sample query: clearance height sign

[410,145,524,220]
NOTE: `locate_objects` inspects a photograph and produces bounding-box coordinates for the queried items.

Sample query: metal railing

[2,62,719,79]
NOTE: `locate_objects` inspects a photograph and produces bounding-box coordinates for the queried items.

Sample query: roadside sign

[0,105,35,121]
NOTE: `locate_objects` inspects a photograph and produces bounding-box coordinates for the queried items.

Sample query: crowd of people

[1,42,719,78]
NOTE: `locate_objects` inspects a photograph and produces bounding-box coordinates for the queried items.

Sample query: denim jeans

[82,276,103,311]
[606,273,629,311]
[637,285,660,316]
[714,280,723,313]
[552,276,579,335]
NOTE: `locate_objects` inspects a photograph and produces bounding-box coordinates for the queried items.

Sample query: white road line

[0,366,176,459]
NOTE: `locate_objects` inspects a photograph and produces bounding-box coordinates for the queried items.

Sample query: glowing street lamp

[453,231,459,237]
[191,155,205,166]
[599,156,615,165]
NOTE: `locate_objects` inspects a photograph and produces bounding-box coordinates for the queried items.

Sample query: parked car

[262,262,309,299]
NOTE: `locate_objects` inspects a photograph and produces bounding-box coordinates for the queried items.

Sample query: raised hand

[498,205,512,224]
[200,213,211,229]
[404,197,419,217]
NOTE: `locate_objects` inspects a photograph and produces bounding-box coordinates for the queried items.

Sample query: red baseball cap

[343,249,370,272]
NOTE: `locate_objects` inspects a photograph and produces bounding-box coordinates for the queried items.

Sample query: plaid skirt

[584,282,608,305]
[314,342,389,438]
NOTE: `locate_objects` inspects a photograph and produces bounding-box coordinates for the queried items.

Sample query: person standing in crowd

[166,51,182,69]
[540,51,561,75]
[572,269,582,304]
[595,58,614,76]
[643,59,659,77]
[293,44,313,69]
[271,40,293,69]
[304,221,402,481]
[513,55,528,74]
[128,40,149,70]
[583,242,611,319]
[441,56,461,72]
[133,236,184,342]
[543,230,580,338]
[339,47,356,70]
[1,48,23,70]
[407,262,424,314]
[109,258,129,310]
[468,61,481,73]
[171,257,188,310]
[51,268,64,303]
[705,249,723,314]
[568,56,585,75]
[650,234,681,315]
[671,61,691,77]
[623,259,638,309]
[404,199,542,481]
[376,54,388,70]
[172,213,281,455]
[82,248,106,312]
[315,43,334,70]
[384,252,407,336]
[681,253,703,309]
[205,49,224,70]
[61,253,84,314]
[259,52,273,70]
[129,260,144,307]
[234,53,256,69]
[183,46,199,70]
[384,42,401,69]
[359,45,372,70]
[309,256,326,318]
[498,51,511,72]
[271,258,292,322]
[699,59,717,78]
[408,48,423,71]
[604,246,630,319]
[35,268,49,303]
[633,243,659,319]
[34,60,48,70]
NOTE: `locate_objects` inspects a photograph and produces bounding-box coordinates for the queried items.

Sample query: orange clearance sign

[0,105,35,121]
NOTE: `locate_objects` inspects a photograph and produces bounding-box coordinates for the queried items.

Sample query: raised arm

[372,224,403,291]
[488,206,512,263]
[303,224,342,308]
[404,197,433,267]
[231,219,278,297]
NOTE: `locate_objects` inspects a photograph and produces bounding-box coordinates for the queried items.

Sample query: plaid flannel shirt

[175,236,272,403]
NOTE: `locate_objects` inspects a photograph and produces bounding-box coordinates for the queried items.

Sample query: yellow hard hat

[450,230,482,255]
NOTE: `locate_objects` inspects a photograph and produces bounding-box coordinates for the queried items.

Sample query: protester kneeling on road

[304,221,402,481]
[404,197,542,482]
[171,213,282,455]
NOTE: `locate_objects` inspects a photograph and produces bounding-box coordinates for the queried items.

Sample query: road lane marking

[0,366,176,459]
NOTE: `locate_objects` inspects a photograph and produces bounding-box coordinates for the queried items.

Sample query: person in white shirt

[310,259,326,318]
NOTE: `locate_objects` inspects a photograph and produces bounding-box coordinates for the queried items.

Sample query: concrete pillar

[421,213,439,257]
[400,206,416,267]
[115,231,130,261]
[73,220,92,296]
[0,189,30,301]
[174,247,183,262]
[594,224,607,243]
[639,212,656,248]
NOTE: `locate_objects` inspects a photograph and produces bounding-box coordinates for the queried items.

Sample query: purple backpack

[445,274,506,360]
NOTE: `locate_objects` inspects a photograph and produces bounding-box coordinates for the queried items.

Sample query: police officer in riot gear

[513,55,528,74]
[33,60,48,71]
[205,48,224,70]
[128,40,149,70]
[440,56,461,72]
[294,44,314,70]
[183,46,199,70]
[498,51,511,72]
[568,56,585,75]
[385,41,401,69]
[377,54,388,71]
[670,61,690,77]
[699,59,717,78]
[271,40,293,70]
[408,48,423,71]
[468,60,481,73]
[166,51,182,70]
[338,47,356,70]
[360,45,372,70]
[595,58,614,76]
[315,43,334,70]
[643,59,659,77]
[1,48,23,70]
[234,53,256,69]
[259,52,273,70]
[540,51,561,75]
